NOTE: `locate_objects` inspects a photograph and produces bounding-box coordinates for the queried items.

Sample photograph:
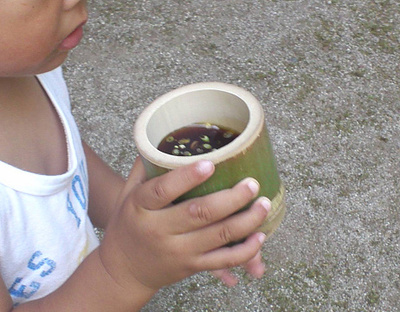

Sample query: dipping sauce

[157,123,240,156]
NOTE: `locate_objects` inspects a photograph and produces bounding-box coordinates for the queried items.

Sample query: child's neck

[0,75,36,103]
[0,75,69,175]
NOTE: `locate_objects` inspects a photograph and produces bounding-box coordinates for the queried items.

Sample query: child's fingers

[116,157,148,203]
[125,157,148,188]
[242,250,265,279]
[196,232,267,272]
[159,177,261,234]
[211,250,265,286]
[131,160,215,210]
[210,268,239,287]
[186,196,270,251]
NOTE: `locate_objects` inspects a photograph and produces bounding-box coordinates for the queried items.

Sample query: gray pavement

[64,0,400,311]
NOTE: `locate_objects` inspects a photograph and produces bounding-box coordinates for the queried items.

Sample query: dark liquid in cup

[157,123,240,156]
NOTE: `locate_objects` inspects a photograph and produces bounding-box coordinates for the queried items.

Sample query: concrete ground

[64,0,399,311]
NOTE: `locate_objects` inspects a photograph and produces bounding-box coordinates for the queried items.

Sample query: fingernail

[259,197,271,214]
[246,178,259,195]
[196,160,214,175]
[258,233,267,244]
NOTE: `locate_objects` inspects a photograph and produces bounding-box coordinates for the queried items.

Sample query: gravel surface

[64,0,399,311]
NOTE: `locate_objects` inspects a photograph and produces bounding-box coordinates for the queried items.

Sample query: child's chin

[36,52,69,75]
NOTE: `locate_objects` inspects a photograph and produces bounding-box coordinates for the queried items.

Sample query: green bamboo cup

[133,82,285,238]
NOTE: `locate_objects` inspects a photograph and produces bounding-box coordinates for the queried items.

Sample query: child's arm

[0,155,269,311]
[82,141,125,229]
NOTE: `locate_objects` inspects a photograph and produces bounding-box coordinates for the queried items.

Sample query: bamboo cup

[133,82,285,238]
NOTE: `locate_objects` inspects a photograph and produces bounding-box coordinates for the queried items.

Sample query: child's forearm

[83,141,125,229]
[10,248,157,312]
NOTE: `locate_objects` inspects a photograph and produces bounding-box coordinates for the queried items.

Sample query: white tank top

[0,67,99,306]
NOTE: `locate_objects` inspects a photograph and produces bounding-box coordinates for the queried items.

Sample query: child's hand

[211,249,266,287]
[99,157,270,293]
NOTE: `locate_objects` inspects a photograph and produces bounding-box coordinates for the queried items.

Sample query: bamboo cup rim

[133,82,265,169]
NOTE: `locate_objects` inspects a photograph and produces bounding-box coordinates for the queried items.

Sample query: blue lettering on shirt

[72,175,86,210]
[28,251,56,277]
[8,251,56,301]
[67,193,81,228]
[66,167,88,227]
[8,278,40,300]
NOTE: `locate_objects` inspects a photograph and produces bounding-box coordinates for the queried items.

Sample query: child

[0,0,271,310]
